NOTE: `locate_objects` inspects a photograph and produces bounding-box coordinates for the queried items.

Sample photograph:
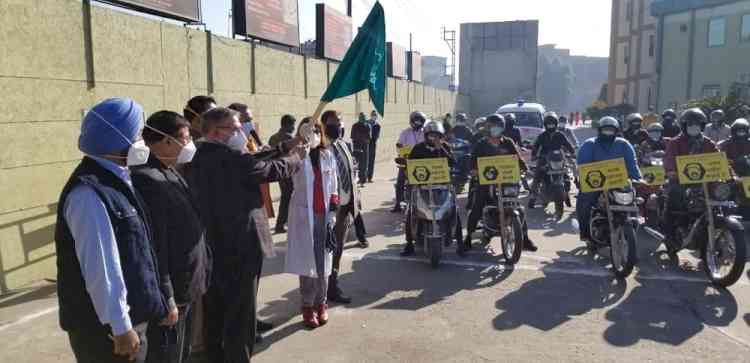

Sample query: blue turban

[79,98,143,155]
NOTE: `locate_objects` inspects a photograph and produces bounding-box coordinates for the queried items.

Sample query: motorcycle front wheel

[703,227,746,287]
[611,224,637,278]
[502,214,525,265]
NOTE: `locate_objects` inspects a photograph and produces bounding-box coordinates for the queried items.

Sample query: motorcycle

[644,182,746,287]
[480,183,525,264]
[729,155,750,220]
[533,150,571,219]
[407,183,459,268]
[448,138,472,194]
[589,182,642,278]
[636,150,666,227]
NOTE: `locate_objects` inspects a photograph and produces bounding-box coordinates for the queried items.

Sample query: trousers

[275,179,293,229]
[353,142,369,184]
[146,304,193,363]
[68,323,149,363]
[300,214,329,306]
[368,141,377,181]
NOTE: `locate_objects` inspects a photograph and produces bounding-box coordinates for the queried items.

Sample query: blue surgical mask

[241,122,254,137]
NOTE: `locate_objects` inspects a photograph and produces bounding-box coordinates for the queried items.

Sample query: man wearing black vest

[55,98,168,363]
[323,110,360,304]
[185,107,303,362]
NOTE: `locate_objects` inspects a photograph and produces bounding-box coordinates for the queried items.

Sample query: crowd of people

[55,96,382,363]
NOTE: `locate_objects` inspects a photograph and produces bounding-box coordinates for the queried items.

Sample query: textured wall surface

[0,0,468,293]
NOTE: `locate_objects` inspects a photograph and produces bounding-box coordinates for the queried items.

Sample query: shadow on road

[492,250,627,332]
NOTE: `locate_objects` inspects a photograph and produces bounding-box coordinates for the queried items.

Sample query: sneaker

[274,226,286,234]
[301,306,319,329]
[257,319,273,332]
[400,242,415,256]
[523,239,538,252]
[358,239,369,248]
[316,304,329,325]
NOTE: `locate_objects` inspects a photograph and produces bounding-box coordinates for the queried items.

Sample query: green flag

[321,2,386,116]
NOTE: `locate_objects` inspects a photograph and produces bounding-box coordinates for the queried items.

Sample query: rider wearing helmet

[662,108,719,251]
[623,113,649,146]
[528,112,577,208]
[640,123,667,153]
[392,111,427,212]
[558,115,580,150]
[705,109,731,143]
[576,116,642,244]
[464,114,536,254]
[718,118,750,172]
[401,121,462,256]
[471,117,489,144]
[502,113,522,145]
[661,108,681,138]
[452,113,474,141]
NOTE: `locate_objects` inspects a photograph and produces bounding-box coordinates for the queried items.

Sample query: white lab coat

[284,148,338,278]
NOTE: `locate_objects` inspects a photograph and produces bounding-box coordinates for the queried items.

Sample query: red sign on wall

[316,4,353,62]
[233,0,300,47]
[106,0,200,22]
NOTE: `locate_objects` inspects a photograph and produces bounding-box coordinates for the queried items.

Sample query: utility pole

[442,27,456,91]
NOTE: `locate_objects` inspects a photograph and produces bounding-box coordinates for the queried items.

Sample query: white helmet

[598,116,620,130]
[422,120,445,136]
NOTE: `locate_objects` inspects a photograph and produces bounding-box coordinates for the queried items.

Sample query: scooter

[636,150,666,227]
[448,138,472,194]
[531,150,570,219]
[407,183,459,268]
[589,182,642,278]
[480,183,526,264]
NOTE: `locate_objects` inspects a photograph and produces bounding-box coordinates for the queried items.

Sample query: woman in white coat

[284,117,339,329]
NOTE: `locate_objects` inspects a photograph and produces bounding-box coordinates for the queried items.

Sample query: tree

[683,93,750,123]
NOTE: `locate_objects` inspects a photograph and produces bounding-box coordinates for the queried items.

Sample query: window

[742,14,750,42]
[626,0,633,21]
[702,85,722,98]
[624,45,629,64]
[649,35,655,57]
[708,18,726,47]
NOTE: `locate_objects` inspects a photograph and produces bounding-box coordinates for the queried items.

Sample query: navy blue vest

[55,157,166,332]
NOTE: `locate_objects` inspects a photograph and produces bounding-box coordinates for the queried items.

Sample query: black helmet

[505,113,517,127]
[710,109,725,123]
[485,113,506,128]
[456,113,468,123]
[543,112,559,128]
[731,118,750,138]
[662,108,677,120]
[626,113,643,125]
[410,111,427,126]
[680,108,707,128]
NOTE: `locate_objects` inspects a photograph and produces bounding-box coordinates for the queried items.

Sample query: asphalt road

[3,144,750,362]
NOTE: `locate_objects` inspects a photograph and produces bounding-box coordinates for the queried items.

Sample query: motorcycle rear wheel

[502,214,525,264]
[611,224,637,279]
[703,227,746,287]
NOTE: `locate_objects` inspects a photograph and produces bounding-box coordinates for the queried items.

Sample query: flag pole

[312,101,329,122]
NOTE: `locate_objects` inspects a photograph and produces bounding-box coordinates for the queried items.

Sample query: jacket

[662,120,681,138]
[184,141,300,284]
[453,125,474,142]
[718,138,750,170]
[503,127,522,145]
[532,130,576,159]
[705,123,731,143]
[55,157,167,332]
[330,139,359,216]
[409,141,455,167]
[560,127,579,148]
[577,137,642,180]
[268,130,294,148]
[472,136,528,172]
[368,119,382,142]
[351,121,372,144]
[284,148,338,278]
[624,128,649,147]
[664,134,718,174]
[131,155,211,305]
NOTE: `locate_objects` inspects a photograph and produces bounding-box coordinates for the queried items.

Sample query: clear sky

[203,0,612,59]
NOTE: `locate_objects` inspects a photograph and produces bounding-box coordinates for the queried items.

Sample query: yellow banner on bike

[398,146,413,158]
[406,158,450,185]
[741,177,750,198]
[476,155,521,185]
[675,152,730,185]
[641,166,666,186]
[578,158,629,192]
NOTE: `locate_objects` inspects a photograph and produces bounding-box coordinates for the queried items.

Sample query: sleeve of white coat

[64,185,132,336]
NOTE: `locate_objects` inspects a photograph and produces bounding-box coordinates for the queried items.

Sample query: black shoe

[328,287,352,304]
[523,239,538,252]
[358,239,369,248]
[257,320,273,333]
[457,245,467,257]
[463,236,473,251]
[391,205,403,213]
[565,196,572,208]
[274,226,286,234]
[255,333,264,343]
[527,199,536,209]
[367,179,374,183]
[400,242,415,256]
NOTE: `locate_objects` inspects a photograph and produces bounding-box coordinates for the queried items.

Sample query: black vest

[55,157,166,332]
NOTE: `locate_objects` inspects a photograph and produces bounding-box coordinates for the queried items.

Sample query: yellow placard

[398,146,413,158]
[406,158,451,185]
[675,152,730,185]
[578,158,629,192]
[476,155,521,185]
[641,166,666,186]
[742,177,750,198]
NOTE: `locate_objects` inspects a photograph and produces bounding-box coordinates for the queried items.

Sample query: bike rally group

[393,100,750,288]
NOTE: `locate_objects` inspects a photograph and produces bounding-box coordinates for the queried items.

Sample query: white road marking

[0,306,58,332]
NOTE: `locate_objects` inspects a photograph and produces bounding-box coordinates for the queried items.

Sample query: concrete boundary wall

[0,0,469,293]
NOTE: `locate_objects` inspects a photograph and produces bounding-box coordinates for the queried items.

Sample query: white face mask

[601,129,616,136]
[227,130,248,151]
[648,132,662,142]
[127,140,151,166]
[177,141,197,164]
[490,127,504,137]
[687,126,702,137]
[736,131,748,138]
[309,133,321,149]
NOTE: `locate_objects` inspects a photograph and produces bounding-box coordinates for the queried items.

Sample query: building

[608,0,659,112]
[538,44,609,115]
[652,0,750,110]
[422,56,452,91]
[459,21,539,117]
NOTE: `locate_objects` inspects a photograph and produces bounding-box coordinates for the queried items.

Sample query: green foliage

[683,94,750,122]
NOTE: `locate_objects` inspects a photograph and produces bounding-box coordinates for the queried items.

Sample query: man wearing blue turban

[55,98,168,363]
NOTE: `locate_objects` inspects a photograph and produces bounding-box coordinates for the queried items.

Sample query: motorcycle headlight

[612,190,635,205]
[503,186,520,197]
[549,161,564,170]
[713,183,732,201]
